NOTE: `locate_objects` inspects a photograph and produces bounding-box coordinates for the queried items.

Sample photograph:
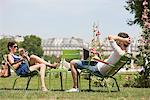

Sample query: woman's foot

[41,87,48,92]
[47,63,58,68]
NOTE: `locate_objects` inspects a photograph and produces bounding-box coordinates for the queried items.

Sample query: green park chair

[47,49,81,90]
[78,53,132,92]
[3,55,40,90]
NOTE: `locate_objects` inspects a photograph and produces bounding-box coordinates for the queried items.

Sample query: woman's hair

[7,41,17,51]
[118,32,129,38]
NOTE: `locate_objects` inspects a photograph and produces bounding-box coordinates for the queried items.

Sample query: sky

[0,0,141,42]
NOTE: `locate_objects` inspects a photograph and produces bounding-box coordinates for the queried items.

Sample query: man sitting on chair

[66,32,131,92]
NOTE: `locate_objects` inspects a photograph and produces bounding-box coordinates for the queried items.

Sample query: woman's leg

[29,55,57,68]
[29,64,47,91]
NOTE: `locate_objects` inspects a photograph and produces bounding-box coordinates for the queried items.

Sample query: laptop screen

[83,48,89,60]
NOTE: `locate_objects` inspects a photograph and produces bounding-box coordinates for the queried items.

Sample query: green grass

[0,72,150,100]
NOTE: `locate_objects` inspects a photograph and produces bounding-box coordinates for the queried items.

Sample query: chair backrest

[62,49,81,61]
[60,50,81,69]
[3,54,30,76]
[105,53,131,76]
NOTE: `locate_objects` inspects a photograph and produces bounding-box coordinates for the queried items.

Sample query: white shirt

[97,40,125,75]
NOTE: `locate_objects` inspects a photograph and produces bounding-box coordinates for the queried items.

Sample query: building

[0,34,139,57]
[42,37,89,56]
[0,34,24,42]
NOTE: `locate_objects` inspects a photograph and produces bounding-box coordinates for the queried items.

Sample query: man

[66,32,131,92]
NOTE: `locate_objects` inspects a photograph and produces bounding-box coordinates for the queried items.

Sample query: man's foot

[65,88,79,92]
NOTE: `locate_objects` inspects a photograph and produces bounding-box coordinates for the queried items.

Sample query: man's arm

[108,35,126,55]
[108,35,131,44]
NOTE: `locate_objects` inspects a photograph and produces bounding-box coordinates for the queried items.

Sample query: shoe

[65,88,79,92]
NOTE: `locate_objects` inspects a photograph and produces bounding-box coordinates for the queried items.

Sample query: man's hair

[7,41,17,51]
[118,32,129,38]
[118,32,130,47]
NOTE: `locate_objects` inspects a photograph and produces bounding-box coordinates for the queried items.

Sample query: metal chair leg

[26,76,32,90]
[12,77,19,89]
[89,73,91,90]
[60,72,63,90]
[49,72,51,90]
[111,77,120,91]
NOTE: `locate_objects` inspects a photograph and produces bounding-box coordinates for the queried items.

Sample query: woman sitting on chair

[66,32,131,92]
[7,41,57,92]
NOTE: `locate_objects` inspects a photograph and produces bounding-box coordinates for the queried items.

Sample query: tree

[125,0,150,26]
[125,0,150,87]
[20,35,44,57]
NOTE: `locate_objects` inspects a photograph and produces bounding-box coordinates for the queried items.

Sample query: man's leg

[70,60,78,88]
[66,60,80,92]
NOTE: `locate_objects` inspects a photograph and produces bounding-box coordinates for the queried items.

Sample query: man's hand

[108,35,131,44]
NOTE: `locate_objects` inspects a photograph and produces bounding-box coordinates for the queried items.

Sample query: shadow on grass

[0,88,39,91]
[49,89,119,93]
[81,89,119,93]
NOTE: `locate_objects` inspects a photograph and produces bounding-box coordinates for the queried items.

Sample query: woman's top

[12,54,30,75]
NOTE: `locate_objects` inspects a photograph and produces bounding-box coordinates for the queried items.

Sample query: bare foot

[47,63,59,68]
[41,87,48,92]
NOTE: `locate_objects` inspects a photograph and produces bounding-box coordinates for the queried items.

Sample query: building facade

[42,37,89,56]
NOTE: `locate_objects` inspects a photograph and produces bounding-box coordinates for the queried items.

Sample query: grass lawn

[0,72,150,100]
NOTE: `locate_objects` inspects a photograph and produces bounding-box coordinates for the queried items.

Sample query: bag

[0,61,11,77]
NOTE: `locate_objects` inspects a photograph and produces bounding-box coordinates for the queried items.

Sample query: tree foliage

[20,35,44,57]
[125,0,150,26]
[125,0,150,87]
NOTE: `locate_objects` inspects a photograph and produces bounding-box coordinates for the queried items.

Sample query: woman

[7,41,57,91]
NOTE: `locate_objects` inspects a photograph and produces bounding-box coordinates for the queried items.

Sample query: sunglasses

[13,45,18,48]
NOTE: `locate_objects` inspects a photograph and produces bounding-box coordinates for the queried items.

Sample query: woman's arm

[7,54,22,69]
[22,54,30,61]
